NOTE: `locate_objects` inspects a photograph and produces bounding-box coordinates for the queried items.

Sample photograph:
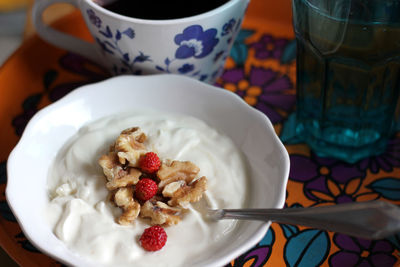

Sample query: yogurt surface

[46,110,249,267]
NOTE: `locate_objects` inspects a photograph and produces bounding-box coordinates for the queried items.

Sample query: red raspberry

[135,178,158,201]
[139,225,167,251]
[139,152,161,173]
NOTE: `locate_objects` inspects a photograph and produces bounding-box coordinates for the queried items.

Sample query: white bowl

[6,74,289,267]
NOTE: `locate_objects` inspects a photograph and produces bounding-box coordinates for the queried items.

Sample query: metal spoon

[208,201,400,240]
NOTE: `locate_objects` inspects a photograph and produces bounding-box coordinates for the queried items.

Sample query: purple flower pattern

[250,34,289,60]
[358,138,400,173]
[330,234,397,267]
[289,153,368,202]
[217,66,294,124]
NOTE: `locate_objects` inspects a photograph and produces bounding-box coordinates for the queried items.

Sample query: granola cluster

[98,127,207,226]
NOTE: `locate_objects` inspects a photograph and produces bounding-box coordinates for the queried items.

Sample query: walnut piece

[167,176,208,207]
[114,187,141,225]
[140,200,181,226]
[98,152,126,181]
[114,127,147,167]
[155,201,182,214]
[118,201,141,225]
[106,168,141,190]
[157,161,200,189]
[162,180,186,197]
[114,187,134,208]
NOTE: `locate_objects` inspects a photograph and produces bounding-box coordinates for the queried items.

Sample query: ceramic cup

[32,0,250,83]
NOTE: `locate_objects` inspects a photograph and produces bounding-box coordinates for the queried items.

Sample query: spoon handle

[213,201,400,239]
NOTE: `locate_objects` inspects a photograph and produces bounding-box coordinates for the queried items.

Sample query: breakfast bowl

[6,74,289,267]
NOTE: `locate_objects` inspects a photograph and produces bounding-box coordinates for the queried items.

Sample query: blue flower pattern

[157,19,241,80]
[87,9,101,28]
[222,18,236,36]
[87,9,151,75]
[87,9,241,80]
[174,25,219,59]
[178,63,195,74]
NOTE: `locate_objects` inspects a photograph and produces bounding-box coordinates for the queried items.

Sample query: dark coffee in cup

[99,0,230,20]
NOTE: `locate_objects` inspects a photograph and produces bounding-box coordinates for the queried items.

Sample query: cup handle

[32,0,99,63]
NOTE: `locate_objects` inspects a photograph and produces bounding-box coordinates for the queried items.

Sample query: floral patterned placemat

[0,3,399,267]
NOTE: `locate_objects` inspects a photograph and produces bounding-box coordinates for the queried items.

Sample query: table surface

[0,0,399,266]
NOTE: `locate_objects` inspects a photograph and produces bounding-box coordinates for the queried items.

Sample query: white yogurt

[46,110,249,267]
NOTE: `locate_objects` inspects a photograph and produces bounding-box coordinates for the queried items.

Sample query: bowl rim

[6,74,290,267]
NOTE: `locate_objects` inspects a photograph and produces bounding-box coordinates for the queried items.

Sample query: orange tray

[0,0,399,266]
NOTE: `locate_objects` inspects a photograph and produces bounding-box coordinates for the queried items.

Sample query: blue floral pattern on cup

[86,8,243,81]
[86,9,101,28]
[222,18,236,36]
[174,25,219,59]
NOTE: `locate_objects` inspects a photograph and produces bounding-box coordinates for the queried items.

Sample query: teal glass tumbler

[292,0,400,163]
